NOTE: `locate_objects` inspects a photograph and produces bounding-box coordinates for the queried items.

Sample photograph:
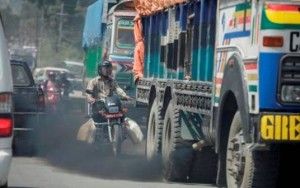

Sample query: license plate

[104,113,123,119]
[260,114,300,141]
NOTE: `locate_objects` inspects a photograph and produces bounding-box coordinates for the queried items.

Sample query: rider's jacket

[86,76,128,100]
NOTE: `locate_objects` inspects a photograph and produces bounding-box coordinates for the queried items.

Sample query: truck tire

[226,111,279,188]
[189,147,217,183]
[162,100,193,182]
[146,98,163,162]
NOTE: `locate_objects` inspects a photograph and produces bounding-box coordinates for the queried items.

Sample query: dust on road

[35,104,163,182]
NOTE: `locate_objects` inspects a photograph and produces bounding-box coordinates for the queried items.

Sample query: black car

[11,60,45,155]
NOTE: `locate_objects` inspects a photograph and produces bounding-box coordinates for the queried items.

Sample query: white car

[33,66,70,84]
[0,15,14,188]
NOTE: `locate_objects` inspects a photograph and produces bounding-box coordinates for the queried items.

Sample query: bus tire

[226,111,279,188]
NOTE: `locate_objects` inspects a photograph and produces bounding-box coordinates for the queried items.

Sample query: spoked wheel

[111,124,122,157]
[146,98,163,162]
[226,111,279,188]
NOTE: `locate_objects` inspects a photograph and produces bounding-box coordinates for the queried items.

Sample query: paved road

[8,103,217,188]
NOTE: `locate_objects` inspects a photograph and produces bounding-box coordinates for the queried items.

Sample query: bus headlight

[281,85,300,102]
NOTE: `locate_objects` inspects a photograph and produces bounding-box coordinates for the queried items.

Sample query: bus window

[115,19,134,49]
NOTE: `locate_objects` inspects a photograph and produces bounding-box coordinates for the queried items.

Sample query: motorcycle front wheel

[111,124,122,157]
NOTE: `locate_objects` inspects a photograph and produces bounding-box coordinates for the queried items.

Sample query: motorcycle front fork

[94,118,127,143]
[107,118,123,142]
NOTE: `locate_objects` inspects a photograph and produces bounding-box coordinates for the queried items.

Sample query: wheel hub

[227,131,246,185]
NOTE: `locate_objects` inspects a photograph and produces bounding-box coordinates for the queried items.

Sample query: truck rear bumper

[13,113,45,131]
[13,112,45,115]
[0,148,12,186]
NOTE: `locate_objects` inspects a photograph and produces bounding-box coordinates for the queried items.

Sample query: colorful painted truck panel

[134,0,300,187]
[104,0,136,96]
[83,0,136,97]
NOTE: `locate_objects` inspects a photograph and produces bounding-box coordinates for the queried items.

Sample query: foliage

[0,0,97,67]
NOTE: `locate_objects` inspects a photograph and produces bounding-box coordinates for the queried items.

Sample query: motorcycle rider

[43,71,60,93]
[59,72,72,97]
[86,60,132,121]
[43,71,61,114]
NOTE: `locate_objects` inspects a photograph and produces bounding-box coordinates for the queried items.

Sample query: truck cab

[11,59,45,155]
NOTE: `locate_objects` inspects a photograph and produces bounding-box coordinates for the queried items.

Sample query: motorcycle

[60,82,72,112]
[45,83,61,114]
[86,89,128,157]
[60,80,73,97]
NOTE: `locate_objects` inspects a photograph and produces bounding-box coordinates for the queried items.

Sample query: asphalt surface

[8,103,217,188]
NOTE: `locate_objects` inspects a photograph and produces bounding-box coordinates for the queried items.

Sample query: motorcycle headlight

[281,85,300,102]
[108,106,119,113]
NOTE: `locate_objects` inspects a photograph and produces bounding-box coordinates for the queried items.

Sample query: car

[0,15,14,188]
[55,60,84,79]
[33,66,70,85]
[10,60,45,155]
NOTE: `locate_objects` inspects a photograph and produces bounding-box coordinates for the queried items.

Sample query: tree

[2,0,98,66]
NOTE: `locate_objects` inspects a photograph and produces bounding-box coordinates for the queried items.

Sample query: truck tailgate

[13,86,40,112]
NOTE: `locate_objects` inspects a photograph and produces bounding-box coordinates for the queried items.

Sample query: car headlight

[281,85,300,102]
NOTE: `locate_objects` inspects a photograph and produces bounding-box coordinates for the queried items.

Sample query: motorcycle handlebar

[91,97,136,105]
[121,98,136,105]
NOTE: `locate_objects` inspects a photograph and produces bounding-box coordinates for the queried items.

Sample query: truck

[11,59,45,155]
[133,0,300,187]
[82,0,136,97]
